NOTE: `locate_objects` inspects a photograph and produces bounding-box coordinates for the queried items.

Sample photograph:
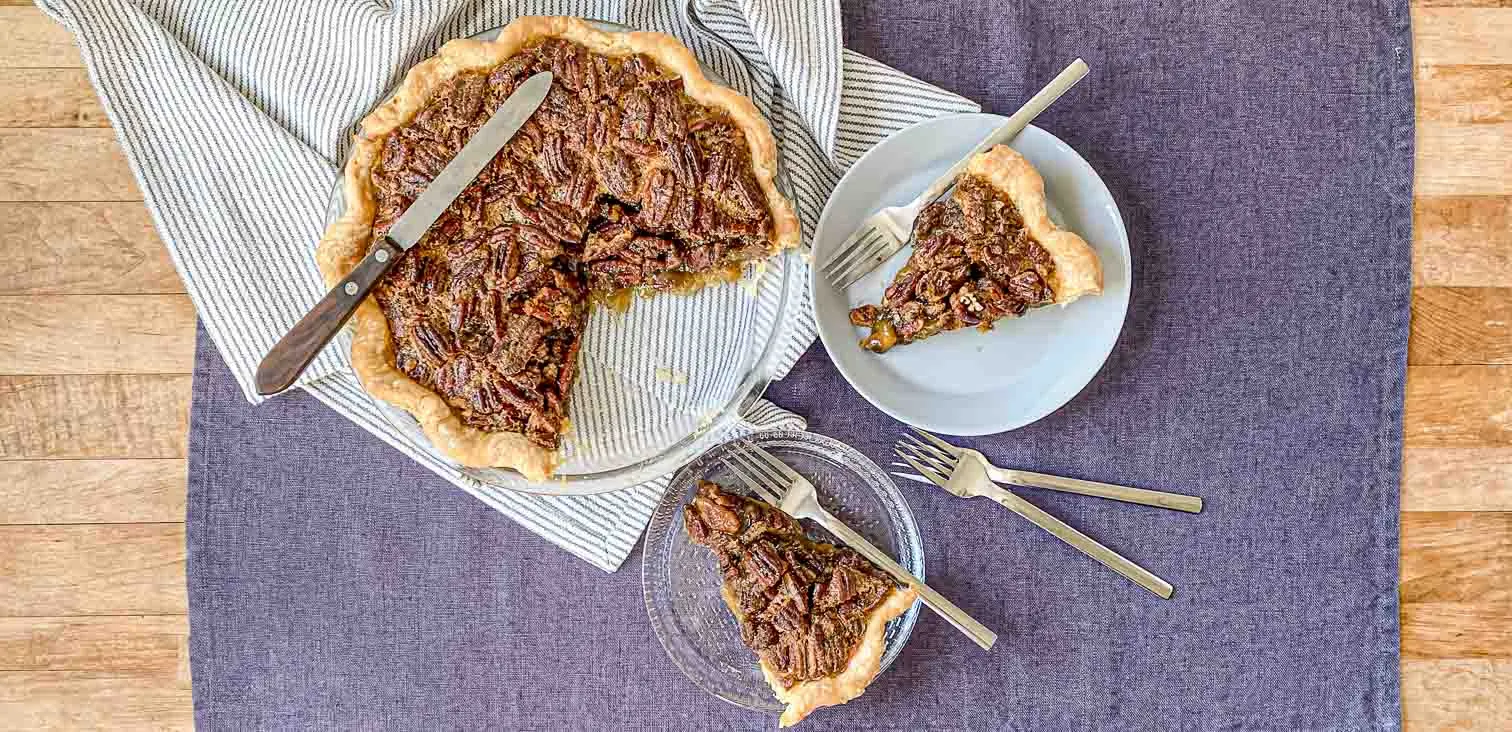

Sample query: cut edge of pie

[315,16,801,481]
[745,586,917,727]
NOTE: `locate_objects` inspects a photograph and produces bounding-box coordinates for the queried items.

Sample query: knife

[255,71,554,396]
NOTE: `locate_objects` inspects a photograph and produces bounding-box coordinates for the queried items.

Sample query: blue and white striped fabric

[38,0,978,571]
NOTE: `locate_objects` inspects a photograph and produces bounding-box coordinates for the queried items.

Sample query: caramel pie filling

[367,38,779,448]
[683,481,898,689]
[849,174,1056,353]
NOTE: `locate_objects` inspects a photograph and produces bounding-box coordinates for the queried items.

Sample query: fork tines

[821,225,896,289]
[723,441,802,506]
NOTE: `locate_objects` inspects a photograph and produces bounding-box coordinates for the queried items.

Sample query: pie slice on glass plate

[316,17,799,481]
[683,480,918,727]
[848,144,1102,353]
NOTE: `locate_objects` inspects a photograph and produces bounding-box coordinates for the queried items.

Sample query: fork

[723,441,998,651]
[898,428,1204,513]
[820,58,1090,290]
[893,435,1176,599]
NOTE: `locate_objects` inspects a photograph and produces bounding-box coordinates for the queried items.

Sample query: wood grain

[0,203,179,295]
[0,130,140,202]
[0,296,196,374]
[0,460,186,524]
[1404,448,1512,511]
[0,673,192,730]
[1416,123,1512,196]
[0,524,187,616]
[0,616,187,673]
[1416,65,1512,123]
[0,7,82,69]
[0,69,107,127]
[1414,196,1512,287]
[1405,366,1512,447]
[0,376,190,459]
[1414,8,1512,66]
[1404,603,1512,659]
[1401,512,1511,603]
[1404,660,1512,730]
[1410,288,1512,365]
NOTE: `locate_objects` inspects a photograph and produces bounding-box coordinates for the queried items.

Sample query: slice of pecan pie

[849,145,1101,353]
[684,481,917,727]
[315,17,799,480]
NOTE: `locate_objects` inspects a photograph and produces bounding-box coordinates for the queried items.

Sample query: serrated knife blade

[255,71,554,396]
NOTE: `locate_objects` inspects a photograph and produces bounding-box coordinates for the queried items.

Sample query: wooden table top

[0,3,1508,728]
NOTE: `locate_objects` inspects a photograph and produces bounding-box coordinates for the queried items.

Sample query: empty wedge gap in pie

[316,16,800,481]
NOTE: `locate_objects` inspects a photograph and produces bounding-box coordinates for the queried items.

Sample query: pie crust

[966,145,1101,303]
[755,587,917,727]
[315,17,800,481]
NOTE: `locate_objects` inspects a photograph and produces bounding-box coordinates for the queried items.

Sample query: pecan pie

[315,17,799,480]
[684,481,917,727]
[849,145,1101,353]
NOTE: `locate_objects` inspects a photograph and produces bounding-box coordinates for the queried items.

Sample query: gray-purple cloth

[187,0,1411,728]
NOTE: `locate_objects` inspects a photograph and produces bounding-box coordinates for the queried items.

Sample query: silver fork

[898,428,1204,513]
[820,59,1089,290]
[893,436,1175,599]
[723,441,998,651]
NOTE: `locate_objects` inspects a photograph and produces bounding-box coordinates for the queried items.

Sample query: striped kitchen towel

[37,0,978,571]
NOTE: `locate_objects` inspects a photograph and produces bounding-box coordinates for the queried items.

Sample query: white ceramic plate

[811,113,1131,435]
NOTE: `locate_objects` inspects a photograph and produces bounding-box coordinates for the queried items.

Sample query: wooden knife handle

[254,238,402,395]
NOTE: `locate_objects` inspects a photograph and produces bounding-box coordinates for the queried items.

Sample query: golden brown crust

[965,145,1102,304]
[315,17,799,480]
[759,587,917,727]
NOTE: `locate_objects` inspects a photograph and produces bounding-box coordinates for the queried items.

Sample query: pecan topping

[367,37,779,448]
[849,175,1057,352]
[684,481,897,689]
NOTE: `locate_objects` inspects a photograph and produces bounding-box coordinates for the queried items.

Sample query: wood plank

[0,130,139,202]
[0,295,196,374]
[1400,512,1511,603]
[1403,602,1512,659]
[0,203,179,295]
[1416,123,1512,196]
[1405,366,1512,447]
[0,68,107,127]
[1416,65,1512,123]
[0,460,186,524]
[1410,288,1512,365]
[0,375,190,459]
[0,616,187,674]
[0,7,82,69]
[1414,8,1512,66]
[0,672,192,730]
[1414,196,1512,287]
[1404,448,1512,511]
[1404,660,1512,730]
[0,524,186,616]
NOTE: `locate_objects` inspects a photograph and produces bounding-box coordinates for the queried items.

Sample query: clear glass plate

[641,431,924,714]
[328,18,803,495]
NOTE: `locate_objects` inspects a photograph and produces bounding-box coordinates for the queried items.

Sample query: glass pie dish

[324,17,804,495]
[641,430,925,715]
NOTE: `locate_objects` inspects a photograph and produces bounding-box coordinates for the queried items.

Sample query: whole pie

[316,17,799,481]
[684,481,917,727]
[848,145,1101,352]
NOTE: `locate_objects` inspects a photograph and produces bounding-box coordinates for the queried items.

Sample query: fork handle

[904,59,1088,213]
[987,466,1203,514]
[815,514,998,651]
[982,484,1174,599]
